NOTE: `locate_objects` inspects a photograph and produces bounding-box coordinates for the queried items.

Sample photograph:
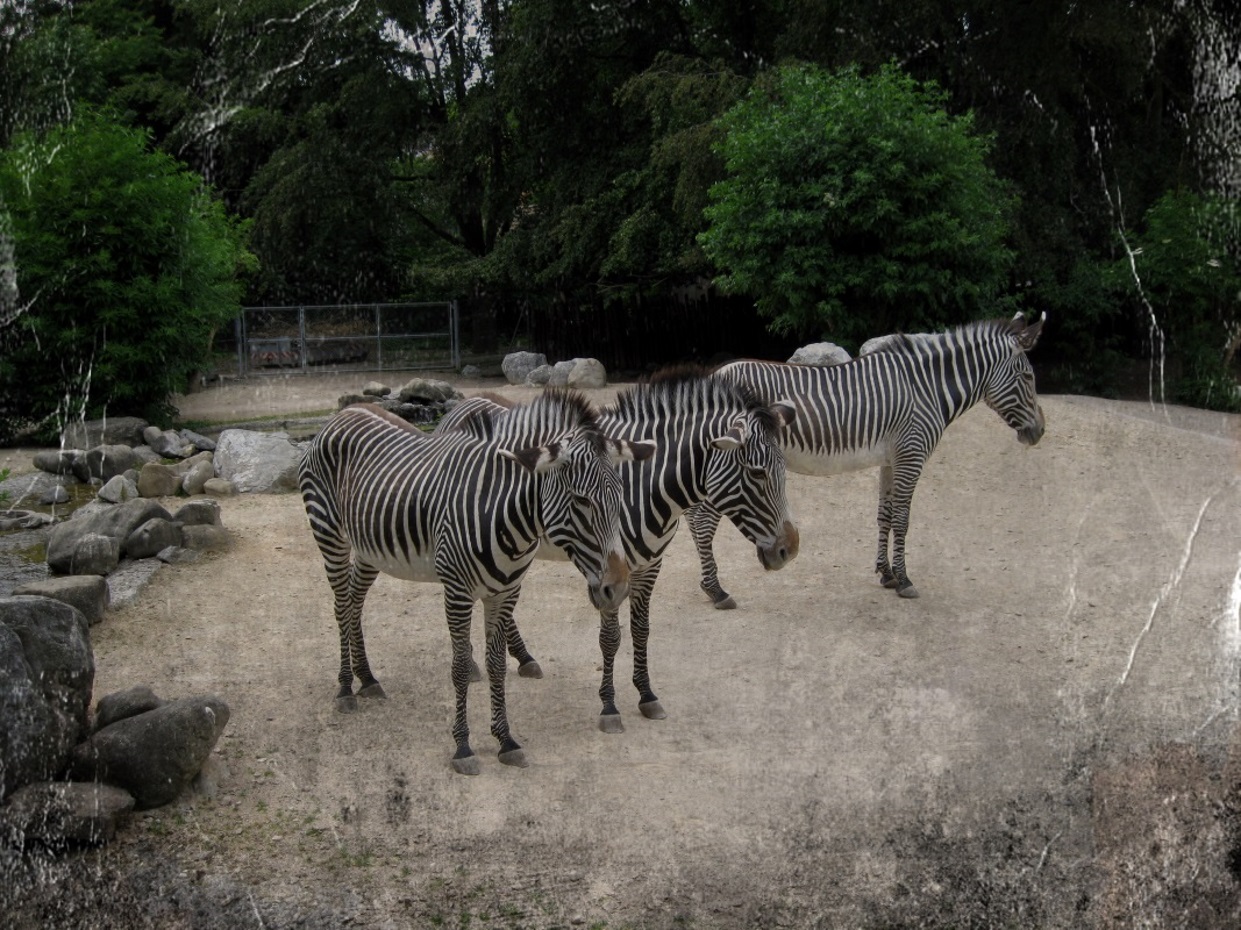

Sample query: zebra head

[500,393,655,611]
[982,312,1046,446]
[704,391,801,572]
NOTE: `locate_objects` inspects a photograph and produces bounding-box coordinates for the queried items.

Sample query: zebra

[689,312,1046,604]
[438,367,800,731]
[298,390,653,775]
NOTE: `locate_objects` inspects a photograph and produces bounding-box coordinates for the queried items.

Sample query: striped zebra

[691,313,1046,604]
[439,367,800,731]
[298,391,652,775]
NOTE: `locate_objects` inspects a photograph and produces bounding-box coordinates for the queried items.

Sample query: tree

[0,111,255,441]
[699,61,1016,346]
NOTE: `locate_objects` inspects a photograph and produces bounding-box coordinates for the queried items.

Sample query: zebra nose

[758,521,800,571]
[590,552,631,610]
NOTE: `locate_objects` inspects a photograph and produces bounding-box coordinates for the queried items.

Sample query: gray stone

[157,546,200,565]
[68,534,121,576]
[337,393,372,409]
[525,364,553,386]
[860,334,904,356]
[124,518,183,560]
[60,417,148,450]
[97,474,139,504]
[11,576,109,627]
[66,694,231,810]
[396,377,460,404]
[33,450,82,476]
[202,478,236,497]
[549,360,576,387]
[180,524,233,553]
[0,781,134,848]
[142,427,193,459]
[39,484,71,506]
[788,342,852,366]
[459,365,482,379]
[213,429,303,493]
[172,499,221,527]
[78,445,141,483]
[105,560,164,610]
[387,403,437,425]
[94,685,164,731]
[47,499,173,575]
[0,510,55,531]
[130,445,162,465]
[136,462,182,498]
[567,357,608,389]
[0,596,94,798]
[191,755,228,799]
[179,429,217,453]
[181,459,215,496]
[361,380,391,397]
[501,351,548,385]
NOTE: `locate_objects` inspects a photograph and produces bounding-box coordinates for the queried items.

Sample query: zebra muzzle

[589,553,631,610]
[1018,406,1046,446]
[757,521,800,571]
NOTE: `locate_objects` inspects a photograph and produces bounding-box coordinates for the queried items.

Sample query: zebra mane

[614,364,778,431]
[862,317,1018,357]
[486,388,606,452]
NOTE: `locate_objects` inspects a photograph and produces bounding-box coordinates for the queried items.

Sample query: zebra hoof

[451,754,480,776]
[712,595,737,610]
[518,660,544,679]
[598,713,625,734]
[468,660,483,683]
[897,582,920,599]
[639,699,666,720]
[357,682,387,700]
[498,747,529,768]
[334,694,358,714]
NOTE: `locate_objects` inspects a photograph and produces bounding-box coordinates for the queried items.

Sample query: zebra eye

[745,464,768,480]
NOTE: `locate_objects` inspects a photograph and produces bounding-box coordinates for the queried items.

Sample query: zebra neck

[905,337,989,425]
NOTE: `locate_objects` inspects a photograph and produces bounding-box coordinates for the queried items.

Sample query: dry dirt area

[5,372,1241,929]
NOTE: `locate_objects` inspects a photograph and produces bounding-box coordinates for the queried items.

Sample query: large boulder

[548,360,577,387]
[66,694,230,810]
[501,351,547,385]
[0,596,94,799]
[136,462,182,498]
[396,377,460,404]
[213,429,303,493]
[788,342,852,366]
[11,576,109,627]
[0,781,134,848]
[97,474,139,504]
[76,444,141,483]
[124,518,183,560]
[60,417,148,450]
[46,498,173,575]
[567,357,608,389]
[173,499,221,527]
[33,450,82,476]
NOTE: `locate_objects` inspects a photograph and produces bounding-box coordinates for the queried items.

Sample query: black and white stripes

[692,313,1045,602]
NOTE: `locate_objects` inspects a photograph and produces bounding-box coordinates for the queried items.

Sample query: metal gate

[237,302,459,375]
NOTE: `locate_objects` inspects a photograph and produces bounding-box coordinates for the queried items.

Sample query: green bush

[0,110,255,442]
[699,61,1017,347]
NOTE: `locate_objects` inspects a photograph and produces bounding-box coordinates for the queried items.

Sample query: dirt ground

[5,370,1241,928]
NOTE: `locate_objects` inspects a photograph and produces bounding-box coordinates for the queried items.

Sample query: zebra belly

[363,549,442,583]
[784,444,889,476]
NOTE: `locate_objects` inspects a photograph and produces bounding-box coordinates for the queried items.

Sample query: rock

[66,694,231,810]
[459,365,482,379]
[396,377,460,404]
[142,427,193,459]
[181,459,215,496]
[11,576,109,627]
[105,561,164,610]
[130,445,162,465]
[157,546,200,565]
[180,525,232,553]
[0,781,134,848]
[860,334,902,355]
[502,351,548,385]
[213,429,304,493]
[60,417,148,450]
[93,685,164,731]
[788,342,852,366]
[33,450,81,476]
[567,357,608,388]
[337,393,372,409]
[191,755,228,799]
[362,381,390,397]
[549,360,576,387]
[173,499,221,527]
[0,596,94,798]
[136,462,182,498]
[39,484,71,506]
[202,478,236,497]
[526,364,553,386]
[387,403,437,425]
[124,518,183,560]
[0,510,56,531]
[179,429,217,453]
[97,474,139,504]
[78,445,141,483]
[68,534,122,576]
[47,499,173,574]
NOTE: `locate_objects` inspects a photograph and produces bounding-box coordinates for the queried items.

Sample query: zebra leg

[324,553,381,713]
[446,587,481,775]
[484,591,527,767]
[888,487,920,599]
[598,606,624,733]
[687,503,736,609]
[875,465,897,588]
[629,560,666,720]
[501,608,543,679]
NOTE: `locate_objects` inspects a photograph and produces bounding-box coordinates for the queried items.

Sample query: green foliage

[1111,188,1241,411]
[700,61,1017,346]
[0,110,255,441]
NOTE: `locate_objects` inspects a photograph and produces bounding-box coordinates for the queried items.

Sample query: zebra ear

[1016,312,1046,352]
[501,442,564,474]
[710,419,747,451]
[606,438,656,465]
[769,400,797,429]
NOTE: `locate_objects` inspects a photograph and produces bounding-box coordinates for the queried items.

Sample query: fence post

[450,300,460,370]
[235,314,245,376]
[297,307,307,373]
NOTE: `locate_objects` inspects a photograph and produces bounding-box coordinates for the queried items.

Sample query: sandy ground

[6,370,1241,928]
